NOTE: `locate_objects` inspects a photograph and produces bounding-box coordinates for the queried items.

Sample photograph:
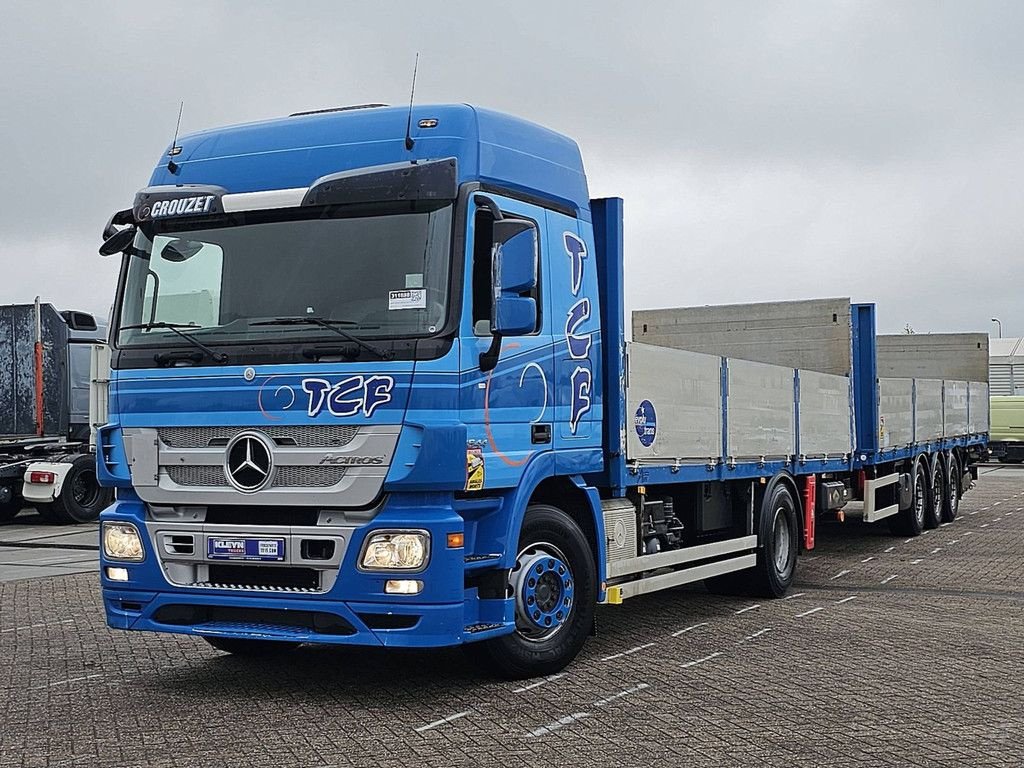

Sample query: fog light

[102,522,144,562]
[106,566,129,582]
[385,579,423,595]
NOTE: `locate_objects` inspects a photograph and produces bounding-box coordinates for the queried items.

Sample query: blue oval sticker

[635,399,657,447]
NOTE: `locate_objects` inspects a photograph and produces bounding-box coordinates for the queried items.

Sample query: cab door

[459,193,553,490]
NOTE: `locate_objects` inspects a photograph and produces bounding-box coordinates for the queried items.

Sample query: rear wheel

[924,457,944,529]
[749,481,799,598]
[204,637,301,656]
[47,455,111,524]
[943,453,961,522]
[464,504,596,680]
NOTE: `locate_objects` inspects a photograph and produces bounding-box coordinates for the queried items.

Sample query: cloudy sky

[1,1,1021,334]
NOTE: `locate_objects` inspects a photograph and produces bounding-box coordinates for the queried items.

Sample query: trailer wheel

[943,453,961,522]
[749,481,799,598]
[47,455,111,524]
[924,456,944,530]
[204,637,301,656]
[464,504,596,680]
[893,460,927,537]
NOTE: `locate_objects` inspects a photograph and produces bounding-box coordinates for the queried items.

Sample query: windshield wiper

[251,317,394,360]
[120,321,229,364]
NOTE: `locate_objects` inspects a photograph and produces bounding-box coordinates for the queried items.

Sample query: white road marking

[601,642,656,662]
[930,548,942,554]
[593,683,650,707]
[939,522,952,528]
[887,546,898,552]
[980,507,990,511]
[795,607,824,618]
[861,556,875,563]
[981,523,990,528]
[993,501,1002,506]
[994,518,1002,522]
[738,627,772,643]
[947,539,959,545]
[910,559,923,564]
[0,619,75,635]
[836,596,858,604]
[881,574,898,584]
[526,712,591,737]
[830,569,851,580]
[681,652,723,668]
[513,673,565,693]
[734,604,760,614]
[782,592,806,600]
[671,622,708,637]
[922,530,932,535]
[29,673,103,691]
[963,531,975,536]
[414,710,472,733]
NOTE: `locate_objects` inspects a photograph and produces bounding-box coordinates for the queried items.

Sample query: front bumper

[99,497,512,648]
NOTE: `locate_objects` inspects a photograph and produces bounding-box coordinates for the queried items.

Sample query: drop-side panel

[625,342,722,461]
[915,379,944,442]
[798,370,852,456]
[877,334,989,382]
[727,358,794,458]
[969,382,990,433]
[878,378,914,449]
[943,380,968,437]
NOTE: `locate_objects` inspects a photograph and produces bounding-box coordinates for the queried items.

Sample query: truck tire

[464,504,597,680]
[204,637,301,656]
[943,453,961,522]
[749,481,799,598]
[892,460,927,537]
[47,455,111,524]
[923,455,944,530]
[0,497,21,523]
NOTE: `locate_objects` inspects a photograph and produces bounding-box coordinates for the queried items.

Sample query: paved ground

[1,467,1022,767]
[0,510,97,583]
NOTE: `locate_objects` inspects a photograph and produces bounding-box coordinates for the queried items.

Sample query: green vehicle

[988,338,1024,462]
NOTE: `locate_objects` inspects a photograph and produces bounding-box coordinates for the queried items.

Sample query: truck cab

[98,104,606,675]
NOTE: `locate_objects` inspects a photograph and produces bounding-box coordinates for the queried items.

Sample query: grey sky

[1,1,1021,334]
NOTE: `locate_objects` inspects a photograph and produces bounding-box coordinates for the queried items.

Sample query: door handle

[531,423,552,444]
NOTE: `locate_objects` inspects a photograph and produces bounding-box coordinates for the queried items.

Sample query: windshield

[116,203,453,349]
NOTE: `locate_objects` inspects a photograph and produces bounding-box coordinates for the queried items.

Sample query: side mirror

[160,239,204,263]
[491,218,538,336]
[99,226,138,257]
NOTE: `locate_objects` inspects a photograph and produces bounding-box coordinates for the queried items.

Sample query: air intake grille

[158,425,359,448]
[166,464,347,488]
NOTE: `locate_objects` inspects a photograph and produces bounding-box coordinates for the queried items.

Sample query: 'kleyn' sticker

[635,399,657,447]
[389,289,426,310]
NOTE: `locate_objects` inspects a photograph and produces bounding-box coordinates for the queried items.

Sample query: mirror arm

[479,333,503,372]
[473,195,503,221]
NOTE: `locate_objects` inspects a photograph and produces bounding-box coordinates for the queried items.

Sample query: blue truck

[96,104,989,678]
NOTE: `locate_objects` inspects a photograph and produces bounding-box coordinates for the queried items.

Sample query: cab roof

[148,104,591,220]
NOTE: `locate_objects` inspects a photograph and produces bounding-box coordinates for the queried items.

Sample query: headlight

[360,531,429,571]
[103,522,144,562]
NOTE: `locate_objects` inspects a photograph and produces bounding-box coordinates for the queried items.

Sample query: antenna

[167,101,184,174]
[404,53,419,151]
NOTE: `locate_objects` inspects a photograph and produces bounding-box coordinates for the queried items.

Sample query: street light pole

[991,317,1003,338]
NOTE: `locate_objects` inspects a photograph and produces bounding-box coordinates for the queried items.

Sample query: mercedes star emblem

[224,431,274,493]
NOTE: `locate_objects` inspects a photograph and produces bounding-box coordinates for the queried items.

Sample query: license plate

[207,537,285,561]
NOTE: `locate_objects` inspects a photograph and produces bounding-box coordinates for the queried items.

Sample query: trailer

[0,300,112,523]
[93,103,988,678]
[987,337,1024,462]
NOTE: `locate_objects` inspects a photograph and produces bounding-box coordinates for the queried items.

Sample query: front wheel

[204,636,301,656]
[465,504,596,680]
[749,481,799,598]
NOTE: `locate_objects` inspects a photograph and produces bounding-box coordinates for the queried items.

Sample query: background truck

[0,299,112,523]
[94,103,988,678]
[987,337,1024,462]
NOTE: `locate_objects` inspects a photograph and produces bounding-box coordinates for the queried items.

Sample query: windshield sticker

[388,289,426,310]
[302,375,394,417]
[405,273,424,289]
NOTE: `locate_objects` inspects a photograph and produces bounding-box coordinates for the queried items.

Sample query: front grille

[203,564,320,591]
[205,506,320,526]
[152,604,356,635]
[167,465,227,487]
[158,425,359,449]
[165,464,347,489]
